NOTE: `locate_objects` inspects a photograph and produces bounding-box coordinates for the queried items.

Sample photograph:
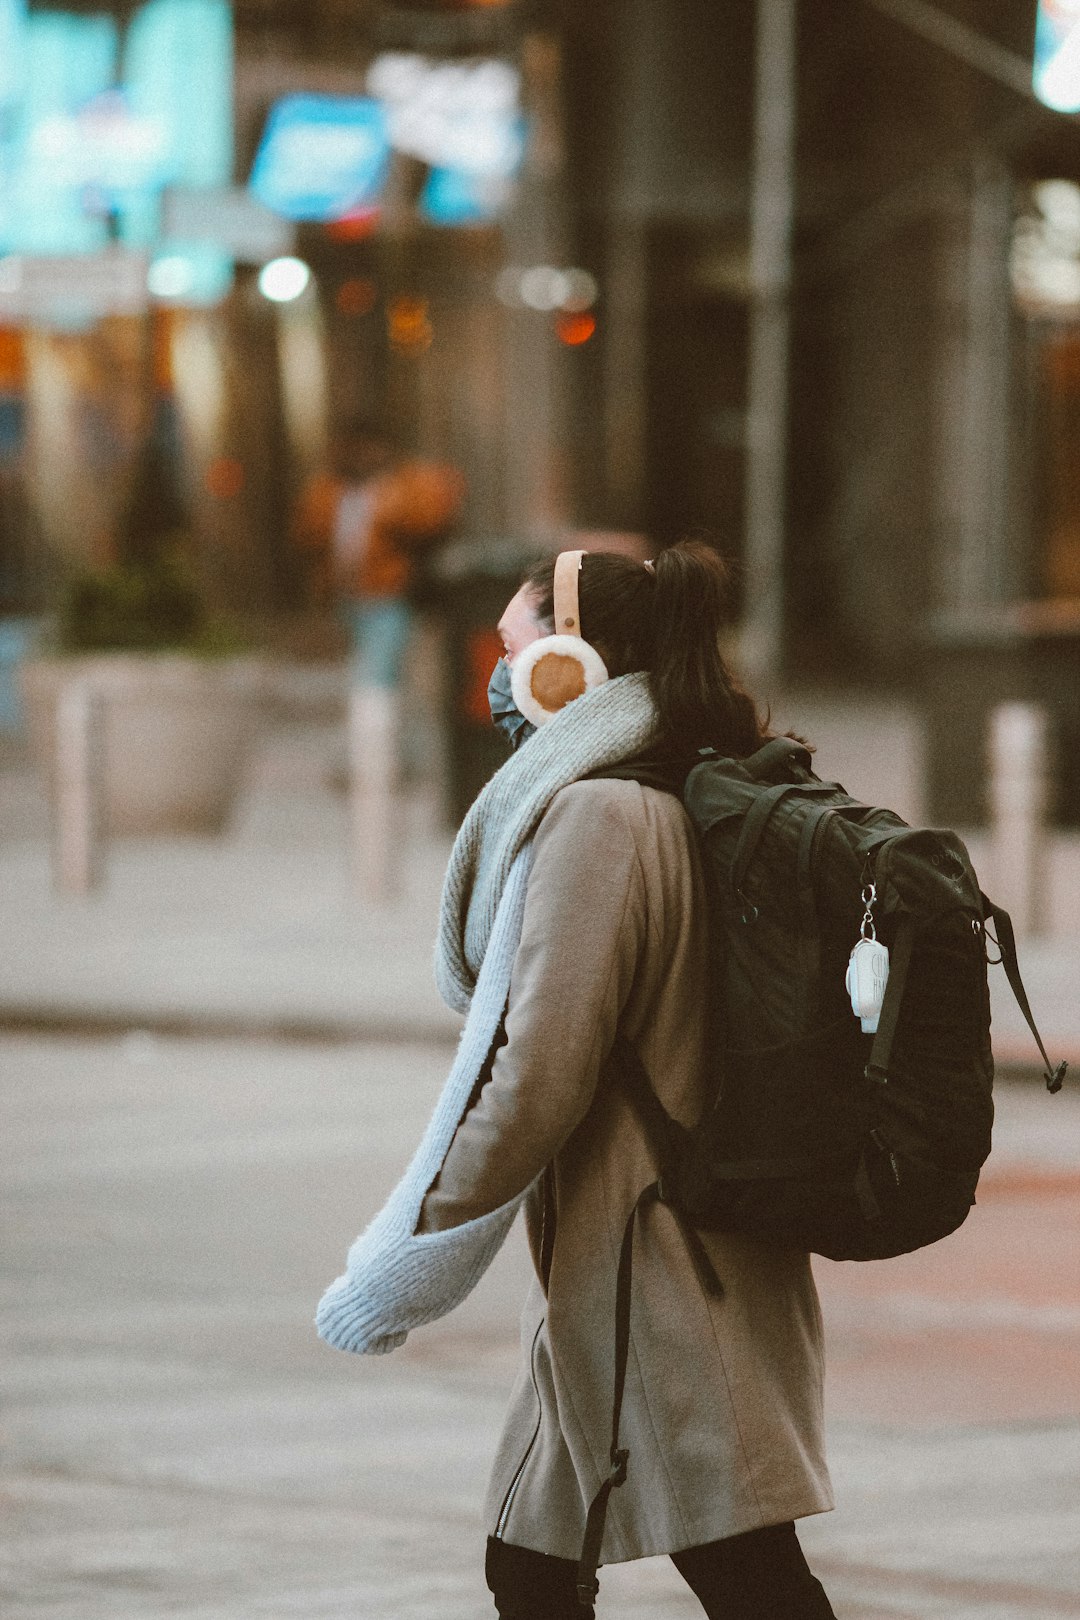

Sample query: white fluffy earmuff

[510,549,609,727]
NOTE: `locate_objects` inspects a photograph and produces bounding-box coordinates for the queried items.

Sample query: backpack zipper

[494,1318,545,1540]
[870,1127,902,1186]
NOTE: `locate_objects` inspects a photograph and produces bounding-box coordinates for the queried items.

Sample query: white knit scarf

[435,671,659,1013]
[316,672,658,1356]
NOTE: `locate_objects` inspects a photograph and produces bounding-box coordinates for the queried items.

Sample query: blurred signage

[420,166,511,226]
[124,0,234,192]
[0,0,233,271]
[1,11,118,256]
[163,186,294,262]
[368,52,524,177]
[0,250,150,324]
[1034,0,1080,112]
[0,0,26,108]
[249,96,391,223]
[27,89,171,194]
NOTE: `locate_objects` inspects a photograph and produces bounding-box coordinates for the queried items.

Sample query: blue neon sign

[250,95,391,222]
[421,167,510,227]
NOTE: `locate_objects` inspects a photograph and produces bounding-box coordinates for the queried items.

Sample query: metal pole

[501,29,571,546]
[603,213,648,529]
[349,685,400,905]
[954,155,1014,613]
[53,676,104,895]
[740,0,797,690]
[990,702,1051,938]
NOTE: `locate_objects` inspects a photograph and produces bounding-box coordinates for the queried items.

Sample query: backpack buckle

[1047,1061,1068,1095]
[736,887,759,925]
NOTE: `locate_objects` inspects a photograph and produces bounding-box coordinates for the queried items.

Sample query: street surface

[3,1033,1079,1619]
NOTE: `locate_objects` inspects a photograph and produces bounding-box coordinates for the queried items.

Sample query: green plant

[55,554,247,656]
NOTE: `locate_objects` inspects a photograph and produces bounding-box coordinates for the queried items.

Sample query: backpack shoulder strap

[610,1031,683,1156]
[576,1179,658,1605]
[578,1039,727,1605]
[796,803,840,935]
[982,895,1068,1093]
[584,750,688,798]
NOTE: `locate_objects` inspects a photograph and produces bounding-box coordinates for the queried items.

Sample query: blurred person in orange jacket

[294,420,465,689]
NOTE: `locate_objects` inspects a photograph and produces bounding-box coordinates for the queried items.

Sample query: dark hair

[523,541,768,755]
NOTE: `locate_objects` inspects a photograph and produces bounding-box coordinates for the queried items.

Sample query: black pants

[485,1523,836,1620]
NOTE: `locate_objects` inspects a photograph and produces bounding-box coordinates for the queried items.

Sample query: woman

[317,543,836,1619]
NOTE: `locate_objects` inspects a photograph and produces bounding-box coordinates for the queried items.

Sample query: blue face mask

[487,657,536,752]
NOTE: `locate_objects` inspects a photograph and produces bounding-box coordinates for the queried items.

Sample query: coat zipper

[494,1318,545,1540]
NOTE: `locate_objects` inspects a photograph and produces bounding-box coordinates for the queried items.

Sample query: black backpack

[576,736,1067,1606]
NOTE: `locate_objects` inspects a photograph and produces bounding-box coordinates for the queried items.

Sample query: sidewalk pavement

[3,679,1080,1620]
[0,683,1077,1067]
[3,1032,1079,1620]
[0,716,460,1044]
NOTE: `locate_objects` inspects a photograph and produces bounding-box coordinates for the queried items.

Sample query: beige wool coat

[419,777,833,1564]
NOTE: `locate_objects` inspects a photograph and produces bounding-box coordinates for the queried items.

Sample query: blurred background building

[2,0,1080,819]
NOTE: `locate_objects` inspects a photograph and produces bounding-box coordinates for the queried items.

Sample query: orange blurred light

[0,327,26,389]
[336,277,378,317]
[326,208,381,243]
[555,311,596,347]
[388,295,434,355]
[205,457,245,499]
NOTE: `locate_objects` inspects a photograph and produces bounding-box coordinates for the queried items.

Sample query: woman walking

[317,542,836,1619]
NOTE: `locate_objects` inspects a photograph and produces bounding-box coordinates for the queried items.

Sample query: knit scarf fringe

[435,671,659,1014]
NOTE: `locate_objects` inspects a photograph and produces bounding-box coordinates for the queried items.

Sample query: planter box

[20,654,266,835]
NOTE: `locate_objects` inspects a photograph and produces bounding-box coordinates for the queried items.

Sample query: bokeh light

[387,294,433,354]
[325,208,381,243]
[336,277,378,317]
[496,264,598,313]
[148,255,196,300]
[1034,0,1080,113]
[258,256,312,303]
[554,310,596,347]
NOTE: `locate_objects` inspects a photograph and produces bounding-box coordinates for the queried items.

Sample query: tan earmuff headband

[553,548,585,638]
[509,548,610,726]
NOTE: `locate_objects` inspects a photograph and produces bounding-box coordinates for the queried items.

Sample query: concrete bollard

[53,676,104,895]
[989,702,1050,938]
[348,685,400,905]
